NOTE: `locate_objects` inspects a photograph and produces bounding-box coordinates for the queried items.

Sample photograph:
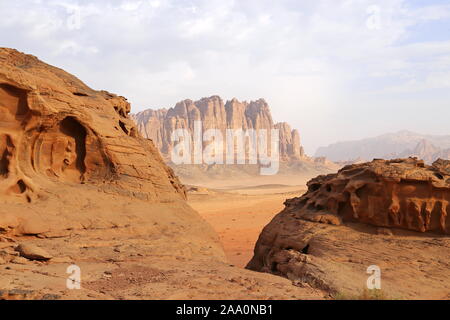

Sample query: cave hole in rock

[59,117,87,176]
[114,106,126,118]
[0,150,9,176]
[434,172,444,180]
[301,244,310,254]
[0,135,14,177]
[315,204,325,211]
[270,261,278,272]
[119,121,129,135]
[17,179,27,193]
[355,186,366,198]
[9,179,28,196]
[73,92,89,97]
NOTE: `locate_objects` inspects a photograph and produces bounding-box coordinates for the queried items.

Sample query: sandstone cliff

[0,48,192,229]
[132,96,305,163]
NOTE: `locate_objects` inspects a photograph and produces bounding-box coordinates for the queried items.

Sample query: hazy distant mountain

[315,131,450,163]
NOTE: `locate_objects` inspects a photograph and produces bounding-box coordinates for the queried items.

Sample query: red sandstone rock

[284,157,450,234]
[247,158,450,299]
[0,48,329,301]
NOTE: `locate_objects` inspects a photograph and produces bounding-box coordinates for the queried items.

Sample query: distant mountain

[131,96,340,181]
[131,96,306,163]
[315,131,450,163]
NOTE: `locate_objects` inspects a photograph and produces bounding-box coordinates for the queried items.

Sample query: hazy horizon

[1,0,449,154]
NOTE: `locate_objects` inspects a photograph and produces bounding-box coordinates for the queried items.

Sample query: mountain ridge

[132,96,306,163]
[315,130,450,163]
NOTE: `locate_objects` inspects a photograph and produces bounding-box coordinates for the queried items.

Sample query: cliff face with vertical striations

[132,96,305,163]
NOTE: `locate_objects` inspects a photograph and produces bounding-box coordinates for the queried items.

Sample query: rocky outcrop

[132,96,305,162]
[247,157,450,299]
[0,48,222,248]
[283,157,450,234]
[0,48,186,204]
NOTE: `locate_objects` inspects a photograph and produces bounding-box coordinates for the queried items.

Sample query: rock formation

[132,96,305,162]
[284,157,450,234]
[0,49,186,204]
[0,46,220,286]
[247,158,450,299]
[0,48,325,300]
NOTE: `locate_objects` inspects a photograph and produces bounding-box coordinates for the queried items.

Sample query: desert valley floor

[188,183,307,268]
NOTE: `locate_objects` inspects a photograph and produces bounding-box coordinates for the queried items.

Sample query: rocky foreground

[0,48,324,300]
[247,158,450,299]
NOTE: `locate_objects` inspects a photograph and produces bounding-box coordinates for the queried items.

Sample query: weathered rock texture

[0,48,328,300]
[247,157,450,299]
[0,47,219,249]
[285,157,450,234]
[0,48,186,203]
[132,96,305,162]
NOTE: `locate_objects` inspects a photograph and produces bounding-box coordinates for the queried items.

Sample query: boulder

[16,244,52,261]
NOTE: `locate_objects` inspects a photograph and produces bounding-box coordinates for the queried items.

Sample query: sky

[1,0,449,154]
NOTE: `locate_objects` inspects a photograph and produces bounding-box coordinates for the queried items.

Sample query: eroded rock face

[132,96,305,162]
[283,157,450,234]
[0,48,185,203]
[247,158,450,299]
[0,48,331,301]
[0,48,207,241]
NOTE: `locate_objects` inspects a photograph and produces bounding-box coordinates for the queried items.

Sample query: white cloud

[0,0,449,152]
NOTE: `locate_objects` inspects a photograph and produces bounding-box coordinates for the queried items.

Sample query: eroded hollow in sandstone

[47,116,88,182]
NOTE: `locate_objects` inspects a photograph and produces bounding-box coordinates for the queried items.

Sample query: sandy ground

[188,184,307,267]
